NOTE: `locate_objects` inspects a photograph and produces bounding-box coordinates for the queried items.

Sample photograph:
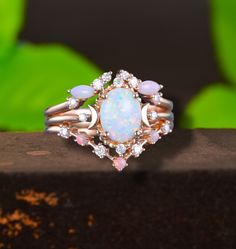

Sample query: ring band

[45,70,174,171]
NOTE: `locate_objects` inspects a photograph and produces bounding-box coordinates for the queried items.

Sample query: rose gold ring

[44,70,174,171]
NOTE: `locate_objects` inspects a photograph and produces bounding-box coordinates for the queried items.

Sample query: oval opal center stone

[100,88,142,143]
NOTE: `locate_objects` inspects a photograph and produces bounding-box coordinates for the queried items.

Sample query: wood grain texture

[0,129,235,172]
[0,130,236,249]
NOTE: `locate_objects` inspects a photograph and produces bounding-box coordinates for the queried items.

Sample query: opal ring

[44,70,174,171]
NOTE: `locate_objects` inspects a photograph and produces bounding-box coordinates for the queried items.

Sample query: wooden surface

[0,130,236,249]
[0,129,235,172]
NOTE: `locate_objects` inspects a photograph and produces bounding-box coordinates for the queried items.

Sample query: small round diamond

[129,77,139,88]
[94,144,107,158]
[149,111,158,121]
[68,97,78,109]
[119,70,130,80]
[101,72,112,83]
[58,127,70,139]
[113,77,124,87]
[152,94,161,105]
[100,88,142,143]
[92,79,104,91]
[147,130,160,144]
[116,144,126,155]
[161,123,171,134]
[78,113,87,122]
[131,144,143,157]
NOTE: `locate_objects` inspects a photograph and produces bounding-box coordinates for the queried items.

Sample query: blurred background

[0,0,235,131]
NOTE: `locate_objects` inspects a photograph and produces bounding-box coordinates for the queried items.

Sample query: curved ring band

[45,112,174,126]
[45,96,173,117]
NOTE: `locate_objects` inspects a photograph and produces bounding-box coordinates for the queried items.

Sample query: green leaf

[180,84,236,128]
[0,43,101,131]
[0,0,25,59]
[211,0,236,85]
[180,0,236,128]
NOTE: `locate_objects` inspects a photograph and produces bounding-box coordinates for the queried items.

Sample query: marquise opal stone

[100,88,142,143]
[138,80,160,95]
[71,85,94,99]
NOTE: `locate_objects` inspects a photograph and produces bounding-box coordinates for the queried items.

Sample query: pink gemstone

[147,130,160,144]
[138,80,161,95]
[113,157,127,171]
[76,133,88,146]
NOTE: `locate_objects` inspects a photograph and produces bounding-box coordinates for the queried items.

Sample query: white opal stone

[138,80,161,95]
[100,88,142,143]
[71,85,95,99]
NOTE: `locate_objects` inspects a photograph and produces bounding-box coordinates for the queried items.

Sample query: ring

[44,70,174,171]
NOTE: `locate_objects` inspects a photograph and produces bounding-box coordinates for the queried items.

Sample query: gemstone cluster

[57,70,173,171]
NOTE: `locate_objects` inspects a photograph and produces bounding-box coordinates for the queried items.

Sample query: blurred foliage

[0,0,25,59]
[0,0,235,130]
[0,0,101,131]
[181,0,236,128]
[211,0,236,85]
[180,84,236,128]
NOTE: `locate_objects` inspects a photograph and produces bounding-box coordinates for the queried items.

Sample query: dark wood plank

[0,129,235,172]
[0,130,236,248]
